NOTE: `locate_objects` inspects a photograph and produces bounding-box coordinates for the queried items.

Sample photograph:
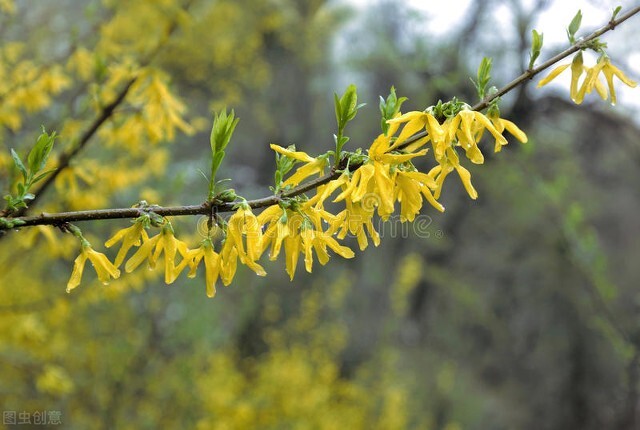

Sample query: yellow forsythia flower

[270,144,328,186]
[575,57,637,105]
[386,111,443,152]
[428,147,478,200]
[124,222,190,284]
[538,53,636,105]
[67,244,121,292]
[335,199,381,251]
[105,220,149,267]
[394,170,443,222]
[221,205,266,277]
[487,113,528,152]
[184,239,221,298]
[259,203,353,280]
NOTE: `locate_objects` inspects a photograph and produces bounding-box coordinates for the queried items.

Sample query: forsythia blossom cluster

[538,53,637,105]
[67,104,528,297]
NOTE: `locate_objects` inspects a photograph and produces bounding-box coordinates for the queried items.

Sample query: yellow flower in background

[538,53,636,105]
[67,244,121,292]
[576,57,637,105]
[185,239,221,298]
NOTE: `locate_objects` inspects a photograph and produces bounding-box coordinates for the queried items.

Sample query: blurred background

[1,0,639,428]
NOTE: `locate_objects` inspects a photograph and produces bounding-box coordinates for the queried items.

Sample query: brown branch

[14,77,138,217]
[1,5,639,231]
[3,165,344,229]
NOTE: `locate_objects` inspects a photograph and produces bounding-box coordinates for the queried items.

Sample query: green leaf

[339,84,358,125]
[474,57,492,100]
[208,109,239,199]
[10,149,27,181]
[211,151,225,176]
[28,128,56,175]
[379,86,407,134]
[210,109,239,154]
[529,29,544,69]
[333,93,342,129]
[567,10,582,42]
[31,168,57,184]
[611,6,622,21]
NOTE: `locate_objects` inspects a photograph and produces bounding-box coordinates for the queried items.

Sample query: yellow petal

[269,144,315,163]
[500,118,528,144]
[66,252,88,293]
[125,235,159,273]
[537,63,570,88]
[455,165,478,199]
[203,246,221,298]
[389,116,426,150]
[284,236,300,281]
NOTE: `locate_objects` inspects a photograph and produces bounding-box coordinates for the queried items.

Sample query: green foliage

[529,29,544,69]
[333,84,365,163]
[471,57,492,101]
[567,9,582,44]
[273,146,297,193]
[4,128,56,212]
[379,86,407,135]
[208,109,239,199]
[612,5,622,21]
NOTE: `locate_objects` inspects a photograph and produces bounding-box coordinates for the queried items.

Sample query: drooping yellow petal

[537,63,570,87]
[569,54,584,102]
[221,246,238,286]
[454,164,478,200]
[602,60,637,106]
[66,252,88,293]
[322,235,355,259]
[203,245,221,298]
[301,228,315,273]
[269,144,315,163]
[125,234,160,273]
[389,115,426,149]
[284,235,300,281]
[86,248,121,285]
[373,162,395,219]
[499,118,528,144]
